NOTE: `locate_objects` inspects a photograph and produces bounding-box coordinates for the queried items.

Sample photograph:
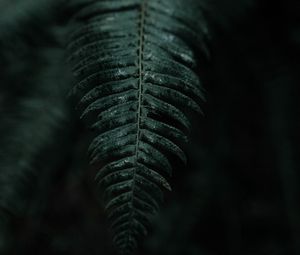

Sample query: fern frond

[67,0,209,253]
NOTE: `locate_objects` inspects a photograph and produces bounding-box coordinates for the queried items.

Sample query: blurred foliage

[0,0,299,255]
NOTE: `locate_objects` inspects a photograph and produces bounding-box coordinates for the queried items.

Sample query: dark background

[0,1,299,254]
